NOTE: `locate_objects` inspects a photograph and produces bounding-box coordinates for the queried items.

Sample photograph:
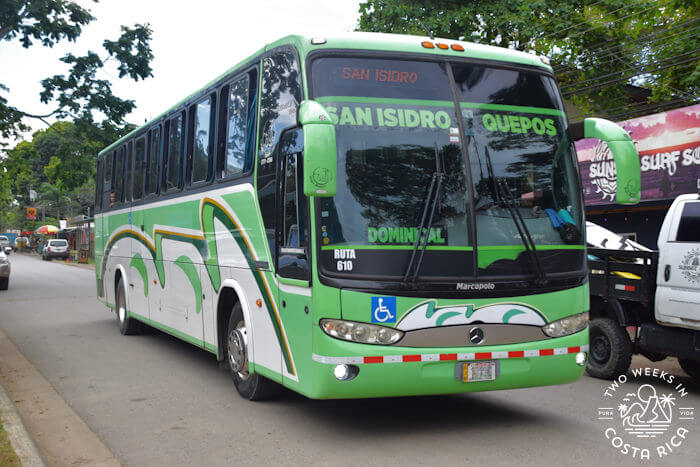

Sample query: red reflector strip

[311,345,589,366]
[614,284,636,291]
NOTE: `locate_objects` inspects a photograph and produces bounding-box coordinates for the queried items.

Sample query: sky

[0,0,362,146]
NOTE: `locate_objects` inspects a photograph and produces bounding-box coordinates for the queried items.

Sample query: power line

[552,22,700,76]
[551,16,700,71]
[569,97,697,122]
[537,3,633,41]
[561,51,699,93]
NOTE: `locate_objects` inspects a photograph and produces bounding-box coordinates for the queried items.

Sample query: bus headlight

[320,319,404,345]
[542,312,589,337]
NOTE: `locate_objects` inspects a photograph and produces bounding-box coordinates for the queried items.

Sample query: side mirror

[298,100,337,197]
[568,118,641,205]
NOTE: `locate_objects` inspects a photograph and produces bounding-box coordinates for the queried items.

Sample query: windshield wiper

[482,146,547,286]
[403,143,444,286]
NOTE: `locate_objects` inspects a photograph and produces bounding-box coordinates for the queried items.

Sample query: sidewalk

[0,328,119,466]
[19,252,95,271]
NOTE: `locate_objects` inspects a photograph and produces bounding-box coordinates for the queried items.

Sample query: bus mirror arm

[298,100,337,197]
[567,118,641,205]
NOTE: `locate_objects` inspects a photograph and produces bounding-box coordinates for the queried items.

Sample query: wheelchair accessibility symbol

[371,296,396,323]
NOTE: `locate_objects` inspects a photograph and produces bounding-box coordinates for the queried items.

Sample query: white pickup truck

[586,193,700,381]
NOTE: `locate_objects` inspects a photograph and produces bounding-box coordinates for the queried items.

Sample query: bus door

[276,135,312,384]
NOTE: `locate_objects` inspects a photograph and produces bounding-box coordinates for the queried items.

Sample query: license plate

[460,361,497,382]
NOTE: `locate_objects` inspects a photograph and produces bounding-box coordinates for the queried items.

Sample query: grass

[0,415,21,466]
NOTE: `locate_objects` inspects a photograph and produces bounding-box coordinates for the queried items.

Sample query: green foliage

[357,0,699,120]
[0,120,134,229]
[0,0,154,140]
[0,0,94,47]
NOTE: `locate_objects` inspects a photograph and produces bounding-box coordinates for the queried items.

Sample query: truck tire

[678,358,700,381]
[0,277,8,290]
[586,318,633,380]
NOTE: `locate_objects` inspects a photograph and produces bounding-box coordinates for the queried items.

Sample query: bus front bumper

[309,328,588,399]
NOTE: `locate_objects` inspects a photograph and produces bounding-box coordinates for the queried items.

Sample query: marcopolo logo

[596,367,695,460]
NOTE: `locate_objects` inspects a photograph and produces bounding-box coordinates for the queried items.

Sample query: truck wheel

[0,277,8,290]
[678,358,700,381]
[225,302,275,400]
[586,318,632,380]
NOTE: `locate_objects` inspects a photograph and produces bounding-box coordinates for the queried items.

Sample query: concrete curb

[0,377,46,466]
[0,328,120,466]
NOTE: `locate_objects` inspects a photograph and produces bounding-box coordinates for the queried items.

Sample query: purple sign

[576,104,700,205]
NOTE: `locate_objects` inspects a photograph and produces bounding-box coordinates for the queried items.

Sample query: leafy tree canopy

[0,0,154,141]
[357,0,699,120]
[0,120,134,228]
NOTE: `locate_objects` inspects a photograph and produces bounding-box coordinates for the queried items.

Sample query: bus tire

[116,277,140,335]
[586,317,632,380]
[678,358,700,381]
[226,302,275,400]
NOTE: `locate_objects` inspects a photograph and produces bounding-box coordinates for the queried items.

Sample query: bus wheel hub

[228,327,247,373]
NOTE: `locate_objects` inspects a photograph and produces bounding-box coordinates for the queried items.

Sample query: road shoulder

[0,328,119,466]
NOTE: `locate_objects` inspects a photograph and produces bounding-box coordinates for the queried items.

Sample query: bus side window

[95,158,103,212]
[133,137,146,201]
[105,150,114,208]
[189,96,214,185]
[165,113,184,192]
[256,49,302,266]
[221,73,251,178]
[114,146,125,205]
[147,126,161,196]
[278,150,309,280]
[125,141,134,203]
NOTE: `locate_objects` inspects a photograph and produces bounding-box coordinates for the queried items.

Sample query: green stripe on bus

[314,96,565,116]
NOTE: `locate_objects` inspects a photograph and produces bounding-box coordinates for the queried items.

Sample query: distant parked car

[0,235,11,254]
[42,239,70,260]
[0,250,10,290]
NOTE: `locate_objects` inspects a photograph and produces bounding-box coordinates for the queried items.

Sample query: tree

[0,120,134,227]
[357,0,699,120]
[0,0,153,141]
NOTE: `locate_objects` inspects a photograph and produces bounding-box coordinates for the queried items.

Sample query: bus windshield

[311,55,585,284]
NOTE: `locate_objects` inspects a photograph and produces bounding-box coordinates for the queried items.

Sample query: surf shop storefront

[577,104,700,249]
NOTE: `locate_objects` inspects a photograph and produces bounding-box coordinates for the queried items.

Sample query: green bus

[94,33,641,400]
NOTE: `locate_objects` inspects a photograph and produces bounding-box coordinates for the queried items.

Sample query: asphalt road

[0,253,698,466]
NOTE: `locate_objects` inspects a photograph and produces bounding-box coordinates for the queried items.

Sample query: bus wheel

[586,318,632,380]
[226,303,274,400]
[116,277,140,335]
[679,358,700,381]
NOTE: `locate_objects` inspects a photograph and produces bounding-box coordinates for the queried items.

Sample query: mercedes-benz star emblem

[469,327,485,345]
